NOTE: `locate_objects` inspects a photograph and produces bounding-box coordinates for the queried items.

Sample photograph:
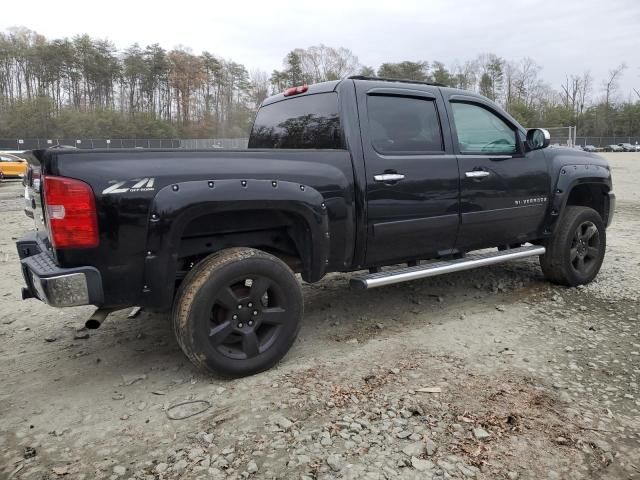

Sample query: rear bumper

[17,232,103,307]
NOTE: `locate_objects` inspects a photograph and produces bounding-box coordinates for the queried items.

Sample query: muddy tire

[172,247,303,377]
[540,206,606,287]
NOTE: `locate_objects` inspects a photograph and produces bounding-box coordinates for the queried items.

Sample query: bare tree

[604,64,626,108]
[476,53,504,101]
[168,48,204,125]
[578,71,592,115]
[248,69,270,107]
[299,45,360,82]
[450,60,478,90]
[561,75,580,111]
[514,57,542,107]
[603,63,627,134]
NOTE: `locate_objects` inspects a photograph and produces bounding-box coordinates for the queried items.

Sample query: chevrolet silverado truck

[17,76,615,377]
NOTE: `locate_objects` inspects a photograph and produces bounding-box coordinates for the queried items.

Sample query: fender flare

[140,179,330,309]
[544,164,612,234]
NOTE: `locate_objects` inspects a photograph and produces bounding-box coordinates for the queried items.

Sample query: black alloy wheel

[173,248,303,377]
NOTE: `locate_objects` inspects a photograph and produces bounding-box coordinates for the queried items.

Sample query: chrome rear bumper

[17,232,103,307]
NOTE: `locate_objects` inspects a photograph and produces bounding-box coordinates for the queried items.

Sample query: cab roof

[259,76,523,130]
[261,76,448,107]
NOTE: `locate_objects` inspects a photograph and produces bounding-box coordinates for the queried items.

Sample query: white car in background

[604,144,623,152]
[617,143,636,152]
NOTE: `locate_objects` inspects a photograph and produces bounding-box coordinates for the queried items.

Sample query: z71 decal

[102,178,155,195]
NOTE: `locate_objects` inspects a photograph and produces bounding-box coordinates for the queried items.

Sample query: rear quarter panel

[45,149,355,308]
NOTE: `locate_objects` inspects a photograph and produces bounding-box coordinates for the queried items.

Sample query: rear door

[356,82,460,265]
[443,94,550,251]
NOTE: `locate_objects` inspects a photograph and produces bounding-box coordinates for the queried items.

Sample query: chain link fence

[523,128,640,148]
[575,136,640,147]
[180,138,249,149]
[3,135,640,151]
[0,138,249,150]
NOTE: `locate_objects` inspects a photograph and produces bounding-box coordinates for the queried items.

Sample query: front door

[443,94,551,251]
[356,83,460,265]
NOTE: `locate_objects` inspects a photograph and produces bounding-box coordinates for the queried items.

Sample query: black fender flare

[140,179,330,309]
[544,164,612,234]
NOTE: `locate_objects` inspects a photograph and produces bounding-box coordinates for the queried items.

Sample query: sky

[2,0,639,100]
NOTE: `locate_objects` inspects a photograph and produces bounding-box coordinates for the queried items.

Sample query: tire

[540,206,606,286]
[172,247,303,377]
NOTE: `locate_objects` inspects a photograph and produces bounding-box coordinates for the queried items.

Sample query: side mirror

[526,128,550,151]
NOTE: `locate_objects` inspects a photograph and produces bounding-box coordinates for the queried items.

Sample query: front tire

[172,248,303,377]
[540,206,606,286]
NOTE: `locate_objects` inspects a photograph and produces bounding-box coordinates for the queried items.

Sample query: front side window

[451,102,516,154]
[249,93,343,149]
[367,95,443,154]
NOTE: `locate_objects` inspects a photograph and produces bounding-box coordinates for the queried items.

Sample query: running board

[350,245,546,289]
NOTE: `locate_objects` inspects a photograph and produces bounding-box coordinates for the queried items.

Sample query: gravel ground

[0,153,639,480]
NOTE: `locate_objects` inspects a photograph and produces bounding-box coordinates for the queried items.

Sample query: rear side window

[249,93,343,149]
[367,95,444,154]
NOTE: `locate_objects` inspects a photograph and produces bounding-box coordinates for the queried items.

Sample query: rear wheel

[172,247,303,377]
[540,206,606,286]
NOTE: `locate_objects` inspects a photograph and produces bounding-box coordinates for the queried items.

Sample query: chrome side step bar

[350,245,546,289]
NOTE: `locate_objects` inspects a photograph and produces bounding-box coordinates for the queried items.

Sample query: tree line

[0,26,637,140]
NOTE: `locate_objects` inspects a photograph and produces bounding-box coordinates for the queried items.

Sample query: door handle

[465,170,490,178]
[374,173,405,182]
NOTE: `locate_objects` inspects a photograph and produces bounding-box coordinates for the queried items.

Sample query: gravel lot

[1,152,639,480]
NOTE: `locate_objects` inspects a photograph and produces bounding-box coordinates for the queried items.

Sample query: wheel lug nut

[232,314,238,320]
[248,320,253,326]
[237,304,242,309]
[253,310,258,316]
[237,323,243,328]
[248,302,253,308]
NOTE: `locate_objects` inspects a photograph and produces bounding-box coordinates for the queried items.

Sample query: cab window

[249,93,343,149]
[451,102,516,154]
[367,95,444,154]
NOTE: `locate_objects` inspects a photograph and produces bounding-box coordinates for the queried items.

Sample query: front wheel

[172,248,303,377]
[540,206,606,286]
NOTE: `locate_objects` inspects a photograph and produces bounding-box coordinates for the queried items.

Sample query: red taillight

[43,176,99,249]
[283,84,308,96]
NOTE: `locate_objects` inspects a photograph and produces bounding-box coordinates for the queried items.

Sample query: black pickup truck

[18,76,615,377]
